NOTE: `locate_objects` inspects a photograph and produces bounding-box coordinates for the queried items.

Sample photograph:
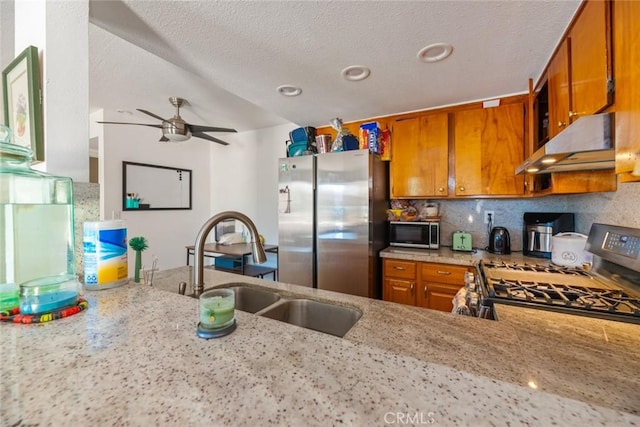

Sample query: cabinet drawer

[384,259,417,280]
[422,263,469,285]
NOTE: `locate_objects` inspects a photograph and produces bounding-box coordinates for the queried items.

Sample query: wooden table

[185,243,278,279]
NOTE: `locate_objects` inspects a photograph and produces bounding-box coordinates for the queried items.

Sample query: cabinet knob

[458,186,465,192]
[568,111,580,118]
[438,187,445,192]
[437,270,452,275]
[394,266,406,271]
[423,285,428,297]
[557,121,566,128]
[410,283,415,293]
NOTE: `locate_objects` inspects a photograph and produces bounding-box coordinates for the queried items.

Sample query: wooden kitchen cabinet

[421,263,471,313]
[383,258,471,313]
[383,259,417,305]
[569,0,612,121]
[545,0,612,138]
[613,0,640,180]
[530,169,616,195]
[390,112,449,198]
[453,102,525,196]
[547,38,571,138]
[527,0,617,194]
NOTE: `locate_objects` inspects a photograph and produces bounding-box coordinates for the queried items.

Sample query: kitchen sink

[206,284,362,337]
[215,284,281,313]
[257,299,362,338]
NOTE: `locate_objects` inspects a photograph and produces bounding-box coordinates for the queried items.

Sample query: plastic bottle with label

[83,220,129,290]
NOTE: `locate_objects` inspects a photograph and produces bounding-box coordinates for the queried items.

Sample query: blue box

[214,256,241,269]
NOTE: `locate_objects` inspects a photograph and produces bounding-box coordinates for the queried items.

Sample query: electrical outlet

[484,211,495,224]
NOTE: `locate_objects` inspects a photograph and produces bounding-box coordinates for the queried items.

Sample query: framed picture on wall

[2,45,44,162]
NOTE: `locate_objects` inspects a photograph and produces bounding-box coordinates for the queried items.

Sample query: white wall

[0,0,15,123]
[217,123,291,244]
[13,0,89,181]
[99,109,213,275]
[42,0,89,181]
[97,111,294,275]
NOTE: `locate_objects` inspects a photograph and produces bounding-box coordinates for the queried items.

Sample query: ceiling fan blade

[192,132,230,145]
[189,124,237,133]
[136,109,168,122]
[97,121,163,128]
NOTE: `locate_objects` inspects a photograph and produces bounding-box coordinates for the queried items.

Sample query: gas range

[478,224,640,325]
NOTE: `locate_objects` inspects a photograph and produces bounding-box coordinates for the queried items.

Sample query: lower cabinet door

[426,283,460,313]
[416,283,429,309]
[383,278,415,306]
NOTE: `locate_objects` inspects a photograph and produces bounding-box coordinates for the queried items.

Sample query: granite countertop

[380,246,545,266]
[1,267,639,426]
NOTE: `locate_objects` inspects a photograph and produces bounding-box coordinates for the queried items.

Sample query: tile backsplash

[404,180,640,252]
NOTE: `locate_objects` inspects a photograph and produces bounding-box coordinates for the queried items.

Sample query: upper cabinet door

[390,113,448,198]
[613,0,640,176]
[547,39,571,138]
[454,103,525,196]
[569,0,612,121]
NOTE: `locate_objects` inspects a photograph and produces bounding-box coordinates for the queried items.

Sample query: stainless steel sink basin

[222,285,281,313]
[257,299,362,338]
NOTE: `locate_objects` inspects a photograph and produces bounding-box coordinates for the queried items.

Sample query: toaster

[452,231,473,252]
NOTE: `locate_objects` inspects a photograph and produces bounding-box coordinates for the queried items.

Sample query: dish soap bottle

[0,124,79,311]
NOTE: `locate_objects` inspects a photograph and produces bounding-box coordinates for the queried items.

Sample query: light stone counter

[380,246,549,266]
[1,267,639,426]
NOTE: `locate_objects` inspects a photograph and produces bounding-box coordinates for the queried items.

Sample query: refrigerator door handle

[278,186,291,214]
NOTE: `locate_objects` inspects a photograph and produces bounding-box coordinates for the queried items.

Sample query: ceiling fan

[97,96,237,145]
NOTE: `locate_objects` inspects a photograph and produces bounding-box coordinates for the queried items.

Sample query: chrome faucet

[192,211,267,297]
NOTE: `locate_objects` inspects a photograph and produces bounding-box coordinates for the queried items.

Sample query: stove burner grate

[483,261,591,276]
[487,278,640,316]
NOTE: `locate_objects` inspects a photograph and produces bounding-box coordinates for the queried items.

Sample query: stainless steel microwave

[389,221,440,249]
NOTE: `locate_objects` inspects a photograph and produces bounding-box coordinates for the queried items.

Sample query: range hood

[515,112,614,175]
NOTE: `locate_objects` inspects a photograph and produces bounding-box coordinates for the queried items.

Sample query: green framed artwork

[2,46,44,162]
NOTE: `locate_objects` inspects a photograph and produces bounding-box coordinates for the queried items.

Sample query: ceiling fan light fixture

[417,43,454,63]
[341,65,371,81]
[164,133,190,142]
[277,85,302,97]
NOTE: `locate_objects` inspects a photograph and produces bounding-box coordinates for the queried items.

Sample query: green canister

[0,124,79,310]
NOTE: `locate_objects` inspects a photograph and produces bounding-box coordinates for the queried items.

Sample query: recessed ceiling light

[526,167,540,173]
[277,85,302,97]
[541,158,557,164]
[341,65,371,81]
[417,43,454,63]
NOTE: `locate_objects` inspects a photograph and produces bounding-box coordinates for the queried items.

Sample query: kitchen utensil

[425,203,439,217]
[287,141,309,157]
[315,134,332,153]
[452,231,473,252]
[523,212,575,258]
[551,232,590,267]
[487,227,511,254]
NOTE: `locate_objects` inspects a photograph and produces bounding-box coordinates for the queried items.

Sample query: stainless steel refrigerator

[277,149,388,298]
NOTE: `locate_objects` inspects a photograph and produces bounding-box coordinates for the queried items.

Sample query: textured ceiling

[89,0,581,132]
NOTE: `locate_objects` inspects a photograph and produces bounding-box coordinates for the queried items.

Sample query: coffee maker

[523,212,575,258]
